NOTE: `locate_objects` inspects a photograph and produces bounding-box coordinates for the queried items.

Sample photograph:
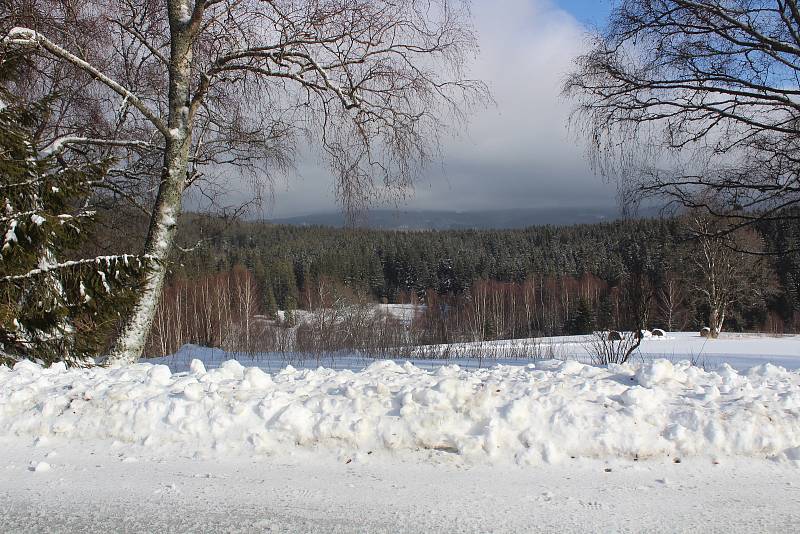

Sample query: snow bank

[2,358,800,465]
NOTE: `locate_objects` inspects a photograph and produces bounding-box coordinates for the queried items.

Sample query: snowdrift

[2,358,800,464]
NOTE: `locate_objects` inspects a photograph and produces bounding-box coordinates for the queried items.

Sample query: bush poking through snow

[589,331,642,365]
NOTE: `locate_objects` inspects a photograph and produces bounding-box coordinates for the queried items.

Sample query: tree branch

[2,27,169,137]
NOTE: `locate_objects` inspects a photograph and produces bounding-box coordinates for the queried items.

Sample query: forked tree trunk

[709,306,725,339]
[107,10,195,364]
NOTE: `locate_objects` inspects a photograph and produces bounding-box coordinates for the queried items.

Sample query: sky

[556,0,612,24]
[256,0,617,218]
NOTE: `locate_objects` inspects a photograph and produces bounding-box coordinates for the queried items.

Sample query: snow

[377,302,424,324]
[148,332,800,377]
[3,219,18,250]
[160,207,176,228]
[409,332,800,371]
[273,303,423,328]
[98,270,110,292]
[31,461,50,473]
[3,336,800,530]
[178,1,192,23]
[6,27,37,41]
[78,281,90,302]
[1,437,799,532]
[2,356,800,465]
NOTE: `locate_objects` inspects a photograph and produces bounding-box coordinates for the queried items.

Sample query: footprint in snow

[578,500,605,510]
[279,488,314,499]
[154,483,181,495]
[535,491,556,503]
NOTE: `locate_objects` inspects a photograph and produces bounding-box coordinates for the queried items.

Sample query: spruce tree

[568,298,596,335]
[0,78,147,366]
[264,286,278,320]
[283,295,298,327]
[596,294,614,330]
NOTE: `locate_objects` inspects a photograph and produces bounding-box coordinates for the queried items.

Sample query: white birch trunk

[709,306,725,339]
[107,6,196,364]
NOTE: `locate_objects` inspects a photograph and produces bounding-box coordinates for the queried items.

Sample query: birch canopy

[564,0,800,230]
[1,0,488,363]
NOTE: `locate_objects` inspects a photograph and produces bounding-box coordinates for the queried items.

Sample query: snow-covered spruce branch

[1,211,95,224]
[40,136,154,158]
[0,210,45,223]
[2,27,169,137]
[1,255,154,283]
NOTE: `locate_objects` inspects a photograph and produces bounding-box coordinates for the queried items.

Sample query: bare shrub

[587,331,642,365]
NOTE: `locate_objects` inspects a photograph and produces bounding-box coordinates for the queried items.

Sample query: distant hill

[267,207,653,230]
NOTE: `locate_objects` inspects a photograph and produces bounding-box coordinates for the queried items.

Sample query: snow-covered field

[150,331,800,373]
[3,334,800,532]
[430,331,800,371]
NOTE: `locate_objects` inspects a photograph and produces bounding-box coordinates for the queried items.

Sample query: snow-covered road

[2,436,799,533]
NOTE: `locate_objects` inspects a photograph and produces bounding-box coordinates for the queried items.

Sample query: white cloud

[260,0,616,217]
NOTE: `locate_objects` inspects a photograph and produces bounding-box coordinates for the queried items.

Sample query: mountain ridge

[265,207,652,230]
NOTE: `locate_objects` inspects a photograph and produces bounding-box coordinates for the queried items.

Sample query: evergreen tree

[568,298,596,335]
[596,294,614,330]
[143,197,800,335]
[264,286,278,320]
[0,82,146,366]
[270,259,299,309]
[283,295,298,326]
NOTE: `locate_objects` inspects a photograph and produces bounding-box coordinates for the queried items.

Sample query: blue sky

[555,0,612,26]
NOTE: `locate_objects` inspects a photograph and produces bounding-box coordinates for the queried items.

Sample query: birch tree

[685,212,767,337]
[2,0,487,363]
[564,1,800,230]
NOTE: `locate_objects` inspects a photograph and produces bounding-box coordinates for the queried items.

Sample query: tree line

[132,209,800,355]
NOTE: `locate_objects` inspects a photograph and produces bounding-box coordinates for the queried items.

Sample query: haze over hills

[266,207,654,230]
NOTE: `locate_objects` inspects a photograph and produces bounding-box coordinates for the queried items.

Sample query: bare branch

[2,27,169,136]
[564,0,800,228]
